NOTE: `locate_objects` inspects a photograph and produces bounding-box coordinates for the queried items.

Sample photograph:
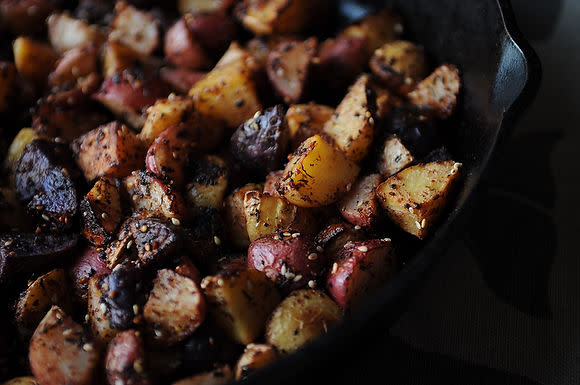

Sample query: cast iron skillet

[241,0,541,383]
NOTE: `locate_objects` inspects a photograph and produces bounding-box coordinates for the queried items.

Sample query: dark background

[327,1,579,384]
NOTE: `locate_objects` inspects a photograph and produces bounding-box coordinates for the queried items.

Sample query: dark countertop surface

[328,0,579,383]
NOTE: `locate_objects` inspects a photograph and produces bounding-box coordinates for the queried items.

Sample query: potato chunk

[3,128,40,174]
[338,174,382,229]
[144,269,205,346]
[139,95,194,146]
[322,74,376,162]
[80,176,123,246]
[377,134,415,177]
[105,330,150,385]
[48,43,99,87]
[286,103,333,150]
[235,0,310,35]
[223,184,263,249]
[376,160,461,239]
[13,37,58,86]
[47,13,105,53]
[146,124,195,187]
[72,122,146,182]
[201,269,281,344]
[185,155,229,210]
[407,64,461,119]
[235,344,278,380]
[277,135,360,207]
[265,289,341,353]
[102,41,141,79]
[29,306,99,385]
[109,2,159,57]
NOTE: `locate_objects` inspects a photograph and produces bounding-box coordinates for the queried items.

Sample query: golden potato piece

[376,160,462,239]
[223,184,263,249]
[265,289,341,354]
[235,0,310,36]
[407,64,461,119]
[235,343,278,380]
[109,2,160,57]
[277,135,360,207]
[286,103,333,150]
[3,128,40,174]
[13,36,58,86]
[1,377,38,385]
[185,155,229,210]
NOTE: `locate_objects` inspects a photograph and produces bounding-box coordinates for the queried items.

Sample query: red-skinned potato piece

[247,230,326,291]
[186,12,238,58]
[338,174,382,229]
[69,246,111,304]
[165,17,212,70]
[178,0,236,14]
[48,43,98,87]
[105,330,150,385]
[326,239,396,309]
[263,170,283,197]
[315,222,365,261]
[146,124,196,187]
[160,68,206,94]
[93,69,170,129]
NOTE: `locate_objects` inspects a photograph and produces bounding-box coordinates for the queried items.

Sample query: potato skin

[234,344,278,380]
[80,176,123,246]
[48,43,99,87]
[29,306,99,385]
[285,103,333,150]
[338,174,382,229]
[146,124,195,187]
[326,239,397,309]
[315,222,365,260]
[69,246,111,304]
[265,289,341,354]
[165,17,212,70]
[105,330,150,385]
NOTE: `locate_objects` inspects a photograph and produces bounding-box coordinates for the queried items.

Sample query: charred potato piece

[286,103,333,150]
[189,43,262,128]
[0,62,16,112]
[315,222,365,260]
[234,343,278,380]
[172,365,233,385]
[102,41,141,79]
[143,269,205,346]
[322,74,376,162]
[165,17,212,70]
[223,183,263,249]
[29,306,99,385]
[110,2,160,57]
[1,377,38,385]
[377,134,415,177]
[407,64,461,119]
[80,176,123,246]
[267,38,317,103]
[3,128,41,175]
[243,191,315,242]
[13,36,58,87]
[178,0,236,14]
[128,217,183,267]
[15,139,80,230]
[69,246,111,303]
[230,105,289,174]
[387,106,441,157]
[47,13,106,53]
[247,230,325,290]
[235,0,311,36]
[185,155,229,210]
[105,330,150,385]
[93,70,170,129]
[376,160,462,239]
[370,40,428,94]
[326,239,396,309]
[201,268,281,344]
[277,135,360,208]
[160,68,206,94]
[146,124,196,187]
[15,268,71,330]
[338,174,382,229]
[139,95,194,146]
[48,43,99,87]
[0,233,78,284]
[72,121,146,182]
[186,206,225,269]
[265,289,341,353]
[123,171,188,223]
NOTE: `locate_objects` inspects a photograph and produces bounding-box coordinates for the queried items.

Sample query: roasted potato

[326,239,396,309]
[128,216,183,267]
[286,103,333,150]
[164,17,212,70]
[315,222,365,260]
[223,183,263,249]
[267,38,317,103]
[160,68,206,94]
[15,268,71,330]
[189,43,262,128]
[230,105,289,174]
[109,2,160,57]
[29,306,100,385]
[243,191,315,242]
[338,174,382,229]
[1,377,38,385]
[102,40,141,79]
[263,170,283,197]
[80,176,123,246]
[247,230,326,290]
[277,135,360,207]
[341,10,403,55]
[143,269,205,346]
[185,155,229,210]
[0,233,78,284]
[105,330,150,385]
[139,95,194,146]
[201,268,281,344]
[377,134,415,177]
[322,74,376,162]
[123,171,188,222]
[376,160,462,239]
[178,0,236,14]
[172,365,233,385]
[370,40,428,94]
[174,256,203,285]
[407,64,461,119]
[235,344,279,380]
[235,0,311,36]
[69,246,111,303]
[265,289,341,353]
[72,121,146,182]
[13,36,58,87]
[186,12,238,58]
[47,13,106,53]
[0,62,16,112]
[186,206,226,269]
[3,128,41,174]
[48,43,99,87]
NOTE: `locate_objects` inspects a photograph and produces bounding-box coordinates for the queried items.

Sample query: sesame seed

[133,305,139,315]
[172,152,178,159]
[154,330,162,337]
[253,111,261,119]
[415,221,421,229]
[273,235,280,240]
[100,303,107,312]
[200,279,208,289]
[331,263,338,274]
[140,225,148,233]
[55,311,62,320]
[308,280,316,288]
[4,240,13,247]
[126,240,133,250]
[171,217,181,226]
[408,206,414,213]
[308,253,318,261]
[144,243,151,251]
[282,232,291,237]
[54,137,64,143]
[213,236,221,245]
[280,264,287,275]
[354,225,361,230]
[292,232,300,238]
[383,238,392,242]
[41,214,50,221]
[35,205,44,210]
[132,195,139,201]
[83,343,93,351]
[421,219,426,228]
[101,212,108,219]
[293,275,302,282]
[286,272,295,279]
[62,328,72,336]
[85,314,89,322]
[217,278,224,286]
[133,361,143,373]
[357,246,369,252]
[316,246,324,252]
